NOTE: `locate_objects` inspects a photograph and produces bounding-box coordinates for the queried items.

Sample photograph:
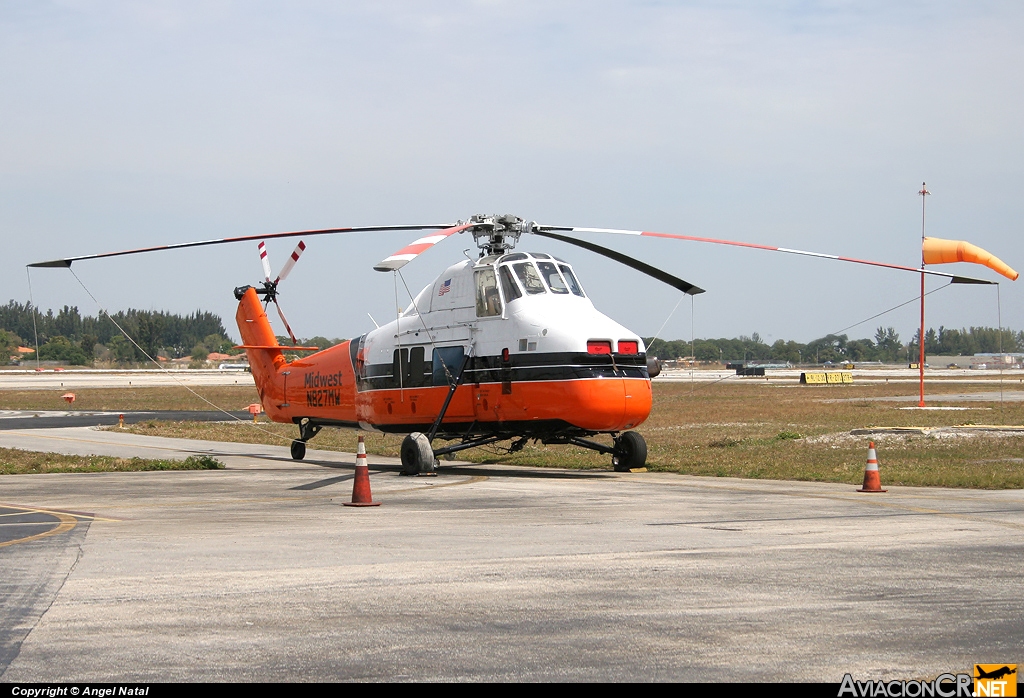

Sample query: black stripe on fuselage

[354,351,649,392]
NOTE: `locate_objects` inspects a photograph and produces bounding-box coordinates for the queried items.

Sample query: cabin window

[513,262,546,295]
[499,265,522,302]
[559,265,586,297]
[536,261,569,294]
[475,269,502,317]
[392,346,427,388]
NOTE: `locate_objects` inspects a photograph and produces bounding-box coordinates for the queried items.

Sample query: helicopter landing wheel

[612,431,647,472]
[401,432,435,476]
[290,439,307,461]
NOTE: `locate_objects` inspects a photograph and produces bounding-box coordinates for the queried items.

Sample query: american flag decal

[438,279,452,296]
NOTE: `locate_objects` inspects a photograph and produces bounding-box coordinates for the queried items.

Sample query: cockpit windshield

[536,261,569,294]
[513,262,546,295]
[501,257,587,300]
[559,264,585,297]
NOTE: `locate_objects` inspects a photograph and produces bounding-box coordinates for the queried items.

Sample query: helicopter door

[432,345,477,423]
[432,346,464,387]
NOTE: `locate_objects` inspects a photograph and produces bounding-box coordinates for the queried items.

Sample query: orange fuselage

[236,288,651,436]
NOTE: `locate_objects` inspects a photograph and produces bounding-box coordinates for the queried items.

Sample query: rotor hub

[467,214,533,256]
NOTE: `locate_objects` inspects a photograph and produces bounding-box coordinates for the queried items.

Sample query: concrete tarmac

[0,427,1022,682]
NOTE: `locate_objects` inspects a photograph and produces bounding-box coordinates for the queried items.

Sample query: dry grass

[109,378,1024,488]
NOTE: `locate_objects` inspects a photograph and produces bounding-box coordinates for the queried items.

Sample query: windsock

[922,237,1018,281]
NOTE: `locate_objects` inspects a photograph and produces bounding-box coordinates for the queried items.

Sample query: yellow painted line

[0,503,120,523]
[0,507,77,548]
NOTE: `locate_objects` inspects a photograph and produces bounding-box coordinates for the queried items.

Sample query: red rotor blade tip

[258,241,272,282]
[275,240,306,284]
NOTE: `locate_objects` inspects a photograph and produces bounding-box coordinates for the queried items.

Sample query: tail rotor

[255,240,305,345]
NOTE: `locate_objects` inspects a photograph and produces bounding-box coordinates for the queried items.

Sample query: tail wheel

[290,439,307,461]
[612,431,647,472]
[400,432,435,476]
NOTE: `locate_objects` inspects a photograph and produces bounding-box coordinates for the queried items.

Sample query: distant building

[928,354,1022,369]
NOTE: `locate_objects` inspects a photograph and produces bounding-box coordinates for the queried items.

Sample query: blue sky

[3,1,1022,344]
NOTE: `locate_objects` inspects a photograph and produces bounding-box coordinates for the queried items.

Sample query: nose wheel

[612,431,647,472]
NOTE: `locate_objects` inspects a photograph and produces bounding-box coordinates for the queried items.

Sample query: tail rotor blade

[258,241,273,282]
[275,240,306,284]
[275,300,298,346]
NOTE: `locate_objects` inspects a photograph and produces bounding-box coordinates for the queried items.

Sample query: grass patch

[0,448,225,475]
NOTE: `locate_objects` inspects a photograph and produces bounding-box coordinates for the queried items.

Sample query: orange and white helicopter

[31,213,1007,475]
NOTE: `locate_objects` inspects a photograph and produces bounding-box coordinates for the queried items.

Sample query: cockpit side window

[513,262,547,295]
[558,264,585,297]
[474,268,502,317]
[499,265,522,302]
[536,261,569,294]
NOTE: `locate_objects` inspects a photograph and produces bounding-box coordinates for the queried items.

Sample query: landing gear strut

[290,419,322,461]
[543,431,648,472]
[401,352,473,476]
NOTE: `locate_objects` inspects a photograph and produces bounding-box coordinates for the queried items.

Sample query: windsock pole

[919,183,929,408]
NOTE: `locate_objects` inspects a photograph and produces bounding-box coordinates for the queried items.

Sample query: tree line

[4,299,1020,367]
[646,326,1023,364]
[1,300,231,365]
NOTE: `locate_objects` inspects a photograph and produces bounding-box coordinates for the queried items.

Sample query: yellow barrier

[801,371,852,385]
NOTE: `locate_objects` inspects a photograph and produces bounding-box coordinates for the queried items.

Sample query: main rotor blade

[532,229,704,295]
[258,241,273,283]
[535,225,997,285]
[373,222,480,272]
[28,224,455,268]
[275,240,306,284]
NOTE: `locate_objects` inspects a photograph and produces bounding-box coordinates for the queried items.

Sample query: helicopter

[30,213,1006,476]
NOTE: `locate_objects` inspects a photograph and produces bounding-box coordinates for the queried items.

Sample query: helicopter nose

[572,377,651,431]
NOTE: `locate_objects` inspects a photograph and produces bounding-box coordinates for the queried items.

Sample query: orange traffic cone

[857,441,887,493]
[344,435,380,507]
